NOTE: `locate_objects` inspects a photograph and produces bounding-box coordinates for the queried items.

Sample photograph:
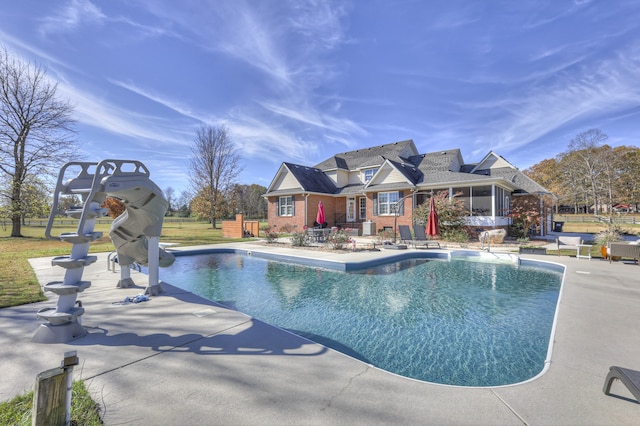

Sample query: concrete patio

[1,240,639,425]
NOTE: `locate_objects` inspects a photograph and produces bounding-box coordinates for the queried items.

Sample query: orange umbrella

[426,197,439,237]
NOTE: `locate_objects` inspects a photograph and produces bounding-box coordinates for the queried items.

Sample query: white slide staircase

[35,160,174,343]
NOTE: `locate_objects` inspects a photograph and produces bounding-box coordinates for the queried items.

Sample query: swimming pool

[159,251,563,387]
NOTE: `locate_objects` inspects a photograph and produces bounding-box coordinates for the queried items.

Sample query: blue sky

[1,0,639,194]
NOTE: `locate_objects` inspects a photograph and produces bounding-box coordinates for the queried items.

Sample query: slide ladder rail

[45,162,103,240]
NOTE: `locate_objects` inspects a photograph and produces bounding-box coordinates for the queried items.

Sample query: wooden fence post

[32,351,79,426]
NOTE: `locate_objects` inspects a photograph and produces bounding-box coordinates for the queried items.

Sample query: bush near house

[413,190,469,242]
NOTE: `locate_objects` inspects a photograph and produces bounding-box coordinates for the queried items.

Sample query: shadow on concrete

[69,318,329,357]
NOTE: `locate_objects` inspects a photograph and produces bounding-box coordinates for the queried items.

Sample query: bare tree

[567,129,608,215]
[164,186,175,215]
[0,47,76,236]
[189,124,243,228]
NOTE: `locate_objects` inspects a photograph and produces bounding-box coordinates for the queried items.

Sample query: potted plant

[595,226,623,260]
[518,245,547,255]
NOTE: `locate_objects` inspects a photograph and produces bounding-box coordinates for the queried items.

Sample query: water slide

[37,160,174,343]
[103,170,175,268]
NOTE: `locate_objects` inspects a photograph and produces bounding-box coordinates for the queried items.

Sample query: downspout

[304,193,310,228]
[491,185,496,224]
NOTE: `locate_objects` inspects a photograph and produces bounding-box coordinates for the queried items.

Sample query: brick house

[264,140,553,236]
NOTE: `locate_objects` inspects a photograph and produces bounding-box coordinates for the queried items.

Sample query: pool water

[159,253,563,387]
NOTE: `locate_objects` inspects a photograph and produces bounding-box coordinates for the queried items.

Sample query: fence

[554,215,639,224]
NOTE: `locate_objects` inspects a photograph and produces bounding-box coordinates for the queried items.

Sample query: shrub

[264,230,278,243]
[595,226,622,247]
[375,229,395,244]
[441,228,469,243]
[290,231,310,247]
[507,200,540,239]
[413,190,469,242]
[327,229,353,250]
[279,223,293,233]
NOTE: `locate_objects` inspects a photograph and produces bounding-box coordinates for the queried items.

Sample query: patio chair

[607,242,640,265]
[556,236,582,252]
[603,366,640,402]
[413,225,440,249]
[398,225,413,244]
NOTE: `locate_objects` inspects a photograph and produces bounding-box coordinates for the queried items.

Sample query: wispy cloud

[461,43,640,158]
[259,101,366,136]
[38,0,105,36]
[108,79,207,123]
[58,81,190,146]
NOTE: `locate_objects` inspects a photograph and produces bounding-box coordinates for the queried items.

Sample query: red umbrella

[426,197,439,237]
[316,201,326,226]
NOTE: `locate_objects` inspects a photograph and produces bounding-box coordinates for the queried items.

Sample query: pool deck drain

[1,240,639,425]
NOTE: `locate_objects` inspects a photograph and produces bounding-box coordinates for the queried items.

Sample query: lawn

[0,220,249,308]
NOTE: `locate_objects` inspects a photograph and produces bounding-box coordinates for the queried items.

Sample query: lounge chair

[398,225,413,244]
[603,366,640,402]
[607,242,640,265]
[413,225,440,249]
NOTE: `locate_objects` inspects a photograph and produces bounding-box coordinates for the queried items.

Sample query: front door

[346,197,356,222]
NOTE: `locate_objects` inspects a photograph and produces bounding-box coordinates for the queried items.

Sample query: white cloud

[39,0,106,35]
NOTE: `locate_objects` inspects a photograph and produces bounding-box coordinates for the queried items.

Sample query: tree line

[524,129,640,215]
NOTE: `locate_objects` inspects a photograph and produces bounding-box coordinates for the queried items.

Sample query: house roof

[284,163,337,193]
[314,140,417,171]
[265,140,551,197]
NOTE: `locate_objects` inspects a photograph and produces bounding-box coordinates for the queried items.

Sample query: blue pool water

[159,253,563,387]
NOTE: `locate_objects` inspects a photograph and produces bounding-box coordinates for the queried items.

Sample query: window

[278,196,294,216]
[377,191,399,215]
[359,197,366,220]
[363,168,378,182]
[471,186,492,216]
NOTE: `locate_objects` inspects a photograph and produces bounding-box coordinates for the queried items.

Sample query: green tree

[613,146,640,211]
[0,47,76,237]
[190,186,229,223]
[18,175,49,223]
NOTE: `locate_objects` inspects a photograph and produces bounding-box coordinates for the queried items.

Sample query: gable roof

[314,140,418,171]
[266,162,337,195]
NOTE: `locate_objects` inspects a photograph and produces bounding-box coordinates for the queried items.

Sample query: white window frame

[278,196,294,216]
[378,191,399,216]
[359,197,367,220]
[363,168,378,182]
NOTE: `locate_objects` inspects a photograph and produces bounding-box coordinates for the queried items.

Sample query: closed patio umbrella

[316,201,326,227]
[426,197,439,237]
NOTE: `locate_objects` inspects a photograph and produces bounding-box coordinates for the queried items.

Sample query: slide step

[59,232,103,243]
[51,255,98,269]
[44,281,92,295]
[36,306,85,325]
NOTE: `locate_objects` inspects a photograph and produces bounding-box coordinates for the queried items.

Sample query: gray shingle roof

[314,140,417,171]
[283,163,337,194]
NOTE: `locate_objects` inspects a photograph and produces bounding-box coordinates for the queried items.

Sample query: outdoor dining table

[308,228,330,242]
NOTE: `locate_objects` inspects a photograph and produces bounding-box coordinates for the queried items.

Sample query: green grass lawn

[0,381,102,426]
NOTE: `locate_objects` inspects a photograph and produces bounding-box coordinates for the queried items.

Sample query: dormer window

[364,168,378,182]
